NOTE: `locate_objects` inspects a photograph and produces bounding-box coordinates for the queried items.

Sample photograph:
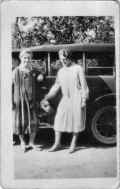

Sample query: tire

[91,105,116,145]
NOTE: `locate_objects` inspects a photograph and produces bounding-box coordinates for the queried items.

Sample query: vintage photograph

[0,1,119,189]
[12,16,117,179]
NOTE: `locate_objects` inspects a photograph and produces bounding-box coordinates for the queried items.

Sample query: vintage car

[12,43,116,145]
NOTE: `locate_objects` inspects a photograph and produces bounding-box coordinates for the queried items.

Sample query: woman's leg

[15,104,26,150]
[28,110,38,148]
[48,131,61,152]
[19,134,26,150]
[69,132,79,153]
[29,126,37,148]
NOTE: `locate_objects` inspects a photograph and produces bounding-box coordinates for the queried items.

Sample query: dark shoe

[13,141,17,145]
[24,146,33,152]
[29,143,35,149]
[25,143,36,152]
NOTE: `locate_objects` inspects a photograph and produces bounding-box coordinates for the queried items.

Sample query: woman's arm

[78,66,89,100]
[44,74,61,101]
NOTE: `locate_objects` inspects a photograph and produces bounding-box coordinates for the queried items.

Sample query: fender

[94,93,116,104]
[86,93,116,128]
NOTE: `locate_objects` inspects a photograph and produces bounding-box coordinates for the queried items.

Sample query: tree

[12,16,114,49]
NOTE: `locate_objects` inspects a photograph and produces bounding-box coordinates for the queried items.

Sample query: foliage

[12,16,114,49]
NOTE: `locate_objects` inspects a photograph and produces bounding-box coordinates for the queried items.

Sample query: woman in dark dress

[12,50,38,151]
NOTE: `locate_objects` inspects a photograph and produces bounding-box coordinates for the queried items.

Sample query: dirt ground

[14,129,117,179]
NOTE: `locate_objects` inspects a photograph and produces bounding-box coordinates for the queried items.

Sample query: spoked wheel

[91,106,116,145]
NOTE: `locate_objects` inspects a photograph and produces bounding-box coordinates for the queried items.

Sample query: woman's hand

[40,98,49,107]
[81,97,86,108]
[40,98,50,113]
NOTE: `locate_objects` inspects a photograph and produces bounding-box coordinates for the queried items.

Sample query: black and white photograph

[0,1,120,189]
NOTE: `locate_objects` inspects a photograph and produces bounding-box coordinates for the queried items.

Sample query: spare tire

[91,105,116,145]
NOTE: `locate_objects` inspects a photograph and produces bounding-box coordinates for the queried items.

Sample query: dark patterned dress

[12,67,37,135]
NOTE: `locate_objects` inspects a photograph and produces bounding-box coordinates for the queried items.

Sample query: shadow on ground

[13,127,116,150]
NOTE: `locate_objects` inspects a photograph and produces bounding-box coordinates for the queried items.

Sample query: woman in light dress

[43,49,89,153]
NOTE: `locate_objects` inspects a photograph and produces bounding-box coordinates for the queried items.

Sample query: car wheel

[91,105,116,145]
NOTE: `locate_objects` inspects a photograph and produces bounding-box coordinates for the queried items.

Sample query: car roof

[12,43,114,53]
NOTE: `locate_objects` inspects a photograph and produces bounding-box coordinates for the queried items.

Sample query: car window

[50,52,62,76]
[70,52,83,66]
[32,51,47,74]
[86,52,114,75]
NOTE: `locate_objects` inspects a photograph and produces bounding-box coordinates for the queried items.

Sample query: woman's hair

[58,48,70,58]
[19,49,33,59]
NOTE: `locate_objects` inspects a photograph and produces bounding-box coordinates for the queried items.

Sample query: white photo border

[0,0,120,189]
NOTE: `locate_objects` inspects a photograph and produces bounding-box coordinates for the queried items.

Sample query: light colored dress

[47,64,89,133]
